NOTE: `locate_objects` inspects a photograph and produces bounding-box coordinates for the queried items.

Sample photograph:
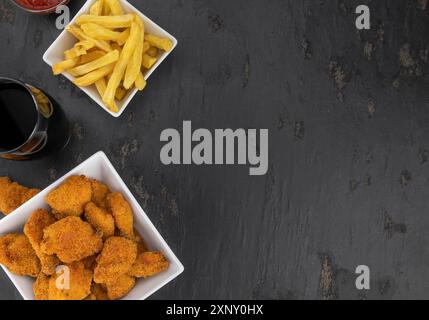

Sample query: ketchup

[13,0,65,11]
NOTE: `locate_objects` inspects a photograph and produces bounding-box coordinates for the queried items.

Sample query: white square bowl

[43,0,178,118]
[0,151,184,300]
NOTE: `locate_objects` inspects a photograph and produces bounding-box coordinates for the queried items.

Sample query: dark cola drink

[0,77,70,160]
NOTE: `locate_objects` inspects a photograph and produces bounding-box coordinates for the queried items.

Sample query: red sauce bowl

[11,0,70,14]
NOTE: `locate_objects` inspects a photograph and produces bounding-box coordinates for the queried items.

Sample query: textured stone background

[1,0,429,299]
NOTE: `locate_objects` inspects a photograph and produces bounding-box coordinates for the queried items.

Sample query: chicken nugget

[84,202,115,239]
[90,283,109,300]
[94,236,137,284]
[41,216,103,263]
[34,273,50,300]
[90,179,110,209]
[24,209,59,275]
[80,254,97,271]
[48,261,92,300]
[0,177,10,190]
[0,233,40,277]
[21,188,40,203]
[106,192,134,239]
[45,175,92,217]
[0,177,40,215]
[84,293,97,300]
[133,229,148,254]
[128,251,169,278]
[106,274,135,300]
[51,210,68,220]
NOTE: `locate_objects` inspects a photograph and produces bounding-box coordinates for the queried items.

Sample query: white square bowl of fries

[43,0,178,117]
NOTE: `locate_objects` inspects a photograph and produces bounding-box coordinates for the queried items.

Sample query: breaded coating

[90,283,109,300]
[84,293,97,300]
[133,229,148,254]
[45,175,92,217]
[21,189,40,203]
[84,202,115,239]
[94,237,137,284]
[0,233,40,277]
[33,273,50,300]
[51,210,69,221]
[0,177,40,215]
[90,179,110,209]
[107,192,134,239]
[80,255,97,271]
[24,209,59,275]
[106,274,135,300]
[41,216,103,263]
[48,261,92,300]
[0,177,9,190]
[128,252,169,278]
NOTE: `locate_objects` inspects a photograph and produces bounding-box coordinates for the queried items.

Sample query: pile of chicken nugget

[0,177,40,215]
[0,175,169,300]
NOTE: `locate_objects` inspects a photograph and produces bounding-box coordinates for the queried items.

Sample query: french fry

[79,50,105,64]
[109,101,119,113]
[135,72,147,91]
[89,0,103,15]
[102,0,110,15]
[144,34,173,52]
[115,87,127,100]
[117,28,130,46]
[103,21,139,109]
[106,0,123,15]
[67,25,112,52]
[69,49,119,77]
[64,46,87,60]
[95,78,119,112]
[111,42,122,53]
[65,39,96,59]
[81,23,122,41]
[74,63,115,86]
[95,77,107,96]
[76,14,134,29]
[50,1,174,113]
[87,47,100,52]
[143,41,150,54]
[75,40,95,50]
[52,58,80,75]
[124,16,144,89]
[141,54,157,69]
[146,46,158,57]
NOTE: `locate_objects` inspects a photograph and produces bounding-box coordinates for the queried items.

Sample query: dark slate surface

[2,0,429,300]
